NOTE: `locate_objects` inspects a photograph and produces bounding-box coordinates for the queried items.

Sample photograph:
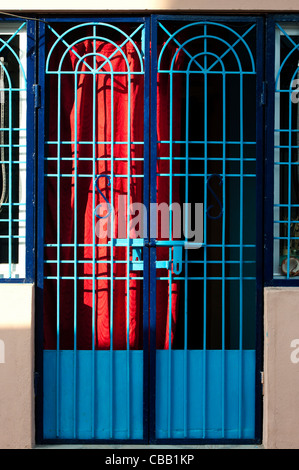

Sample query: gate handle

[115,239,204,274]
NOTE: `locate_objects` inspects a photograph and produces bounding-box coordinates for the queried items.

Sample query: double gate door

[39,16,263,443]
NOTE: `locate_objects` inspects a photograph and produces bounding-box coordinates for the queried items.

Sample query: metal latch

[127,239,203,274]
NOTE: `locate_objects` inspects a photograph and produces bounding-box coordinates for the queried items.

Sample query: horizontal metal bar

[0,161,26,164]
[274,236,299,240]
[274,204,299,207]
[0,235,25,239]
[44,276,144,280]
[157,173,256,177]
[0,203,25,206]
[0,88,26,92]
[46,71,144,75]
[45,242,255,248]
[44,259,255,264]
[0,219,26,223]
[157,70,256,75]
[145,240,204,248]
[45,174,145,178]
[0,127,26,131]
[274,220,299,224]
[0,144,26,148]
[156,277,256,280]
[44,275,254,281]
[158,156,256,161]
[157,140,256,145]
[45,157,144,161]
[46,140,144,145]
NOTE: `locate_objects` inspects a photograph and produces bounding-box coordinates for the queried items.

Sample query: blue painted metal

[43,350,143,439]
[150,15,263,443]
[37,14,264,445]
[40,17,150,443]
[25,20,37,284]
[156,350,256,439]
[36,17,47,445]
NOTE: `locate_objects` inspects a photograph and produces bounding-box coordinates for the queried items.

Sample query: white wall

[2,0,299,11]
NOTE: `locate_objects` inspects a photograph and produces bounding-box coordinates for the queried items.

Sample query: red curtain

[43,38,182,351]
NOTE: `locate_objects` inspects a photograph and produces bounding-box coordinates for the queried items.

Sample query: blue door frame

[33,14,265,445]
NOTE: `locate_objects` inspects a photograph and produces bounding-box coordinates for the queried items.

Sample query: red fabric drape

[43,39,182,351]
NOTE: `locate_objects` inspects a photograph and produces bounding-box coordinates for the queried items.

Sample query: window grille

[0,22,27,279]
[274,23,299,279]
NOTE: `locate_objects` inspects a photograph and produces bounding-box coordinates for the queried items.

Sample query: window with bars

[273,22,299,279]
[0,22,27,279]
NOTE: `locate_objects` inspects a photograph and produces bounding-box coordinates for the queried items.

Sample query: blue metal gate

[150,17,263,442]
[38,16,263,443]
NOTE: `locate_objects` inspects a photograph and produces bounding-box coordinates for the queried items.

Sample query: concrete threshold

[35,444,263,449]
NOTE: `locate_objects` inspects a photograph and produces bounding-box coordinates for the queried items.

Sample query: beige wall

[0,284,35,449]
[1,5,299,449]
[264,287,299,449]
[2,0,299,11]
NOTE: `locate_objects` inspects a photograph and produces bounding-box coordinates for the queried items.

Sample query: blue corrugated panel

[156,350,255,439]
[43,350,143,439]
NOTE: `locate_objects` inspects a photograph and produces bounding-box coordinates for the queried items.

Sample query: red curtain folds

[43,37,182,350]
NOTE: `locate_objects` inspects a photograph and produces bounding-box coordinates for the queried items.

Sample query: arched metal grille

[152,19,259,440]
[41,17,262,443]
[0,22,27,279]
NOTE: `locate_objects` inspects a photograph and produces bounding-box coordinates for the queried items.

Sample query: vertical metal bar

[255,17,265,442]
[19,25,28,280]
[150,15,158,443]
[203,23,208,439]
[287,83,292,279]
[56,62,62,439]
[167,66,173,439]
[36,19,46,444]
[221,70,226,438]
[109,59,115,441]
[255,17,264,442]
[184,68,190,439]
[126,65,131,439]
[143,17,150,444]
[273,25,281,278]
[0,60,7,276]
[239,71,244,438]
[26,20,36,284]
[91,29,96,438]
[73,65,78,439]
[8,86,12,277]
